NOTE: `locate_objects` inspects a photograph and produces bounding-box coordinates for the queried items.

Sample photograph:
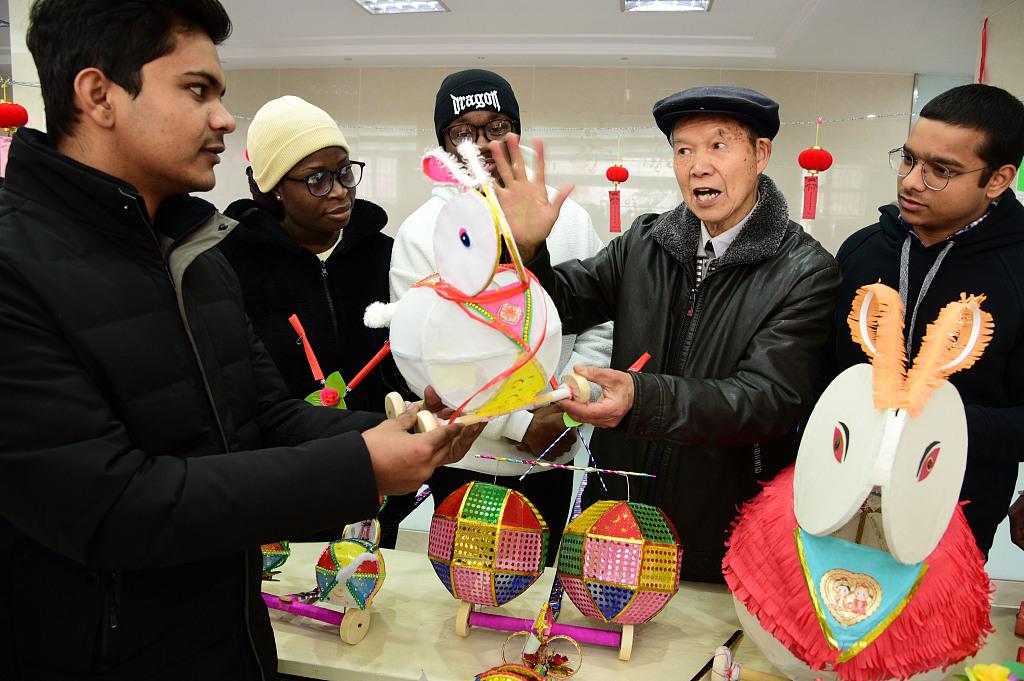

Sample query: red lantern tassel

[609,189,621,233]
[802,175,819,220]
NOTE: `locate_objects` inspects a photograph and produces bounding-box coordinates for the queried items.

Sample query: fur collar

[652,174,790,270]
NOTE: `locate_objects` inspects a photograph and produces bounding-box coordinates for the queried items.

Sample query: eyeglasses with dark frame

[282,161,366,197]
[442,119,518,146]
[888,148,993,192]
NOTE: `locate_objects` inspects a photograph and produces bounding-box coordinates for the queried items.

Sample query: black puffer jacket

[219,198,402,413]
[530,175,841,582]
[0,128,384,680]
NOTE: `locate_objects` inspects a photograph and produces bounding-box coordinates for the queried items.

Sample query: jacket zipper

[320,260,340,345]
[128,194,265,678]
[643,264,708,501]
[95,570,120,673]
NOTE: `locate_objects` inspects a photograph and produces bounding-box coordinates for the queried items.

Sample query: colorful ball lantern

[260,540,291,578]
[605,163,629,234]
[557,500,682,624]
[315,538,386,610]
[429,481,549,606]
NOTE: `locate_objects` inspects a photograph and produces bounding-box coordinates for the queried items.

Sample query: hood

[223,197,388,251]
[877,189,1024,253]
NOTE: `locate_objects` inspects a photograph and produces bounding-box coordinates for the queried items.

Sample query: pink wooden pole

[263,592,345,626]
[469,611,621,647]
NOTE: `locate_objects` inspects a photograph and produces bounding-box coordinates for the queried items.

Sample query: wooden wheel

[562,372,591,404]
[618,623,633,661]
[416,410,438,433]
[455,600,474,637]
[384,392,405,419]
[339,608,370,645]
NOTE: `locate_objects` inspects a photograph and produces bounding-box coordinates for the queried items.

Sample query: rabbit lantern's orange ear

[795,285,992,564]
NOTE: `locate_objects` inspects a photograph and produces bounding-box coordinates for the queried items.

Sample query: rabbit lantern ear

[795,285,991,564]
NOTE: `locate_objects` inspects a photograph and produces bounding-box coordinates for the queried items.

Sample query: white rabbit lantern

[388,142,572,421]
[724,284,994,681]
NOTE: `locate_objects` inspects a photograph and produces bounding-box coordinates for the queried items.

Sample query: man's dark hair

[919,83,1024,186]
[27,0,232,147]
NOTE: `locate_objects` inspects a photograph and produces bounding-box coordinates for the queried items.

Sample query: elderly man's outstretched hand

[490,134,574,262]
[558,365,636,430]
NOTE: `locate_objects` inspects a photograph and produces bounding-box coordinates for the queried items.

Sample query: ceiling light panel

[352,0,448,14]
[622,0,712,12]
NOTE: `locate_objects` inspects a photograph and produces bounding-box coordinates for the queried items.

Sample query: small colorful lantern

[798,118,834,220]
[315,537,386,611]
[429,481,549,606]
[606,163,629,233]
[557,500,682,625]
[261,541,291,579]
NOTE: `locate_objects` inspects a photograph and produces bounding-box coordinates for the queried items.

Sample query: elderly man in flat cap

[493,85,841,582]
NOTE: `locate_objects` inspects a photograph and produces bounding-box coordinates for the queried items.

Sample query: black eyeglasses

[282,161,365,197]
[441,119,517,146]
[888,148,992,191]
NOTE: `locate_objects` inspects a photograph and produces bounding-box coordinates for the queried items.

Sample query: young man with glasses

[0,3,480,678]
[390,69,612,565]
[817,83,1024,558]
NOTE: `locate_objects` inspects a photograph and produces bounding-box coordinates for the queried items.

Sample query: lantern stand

[455,602,634,661]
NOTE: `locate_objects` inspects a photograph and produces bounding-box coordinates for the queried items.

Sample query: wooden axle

[384,373,591,433]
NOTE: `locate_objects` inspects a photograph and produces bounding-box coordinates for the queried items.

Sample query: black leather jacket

[531,175,841,581]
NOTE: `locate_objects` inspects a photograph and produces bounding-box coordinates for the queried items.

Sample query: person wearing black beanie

[391,69,613,566]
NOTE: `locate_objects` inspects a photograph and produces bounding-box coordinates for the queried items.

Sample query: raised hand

[490,134,574,261]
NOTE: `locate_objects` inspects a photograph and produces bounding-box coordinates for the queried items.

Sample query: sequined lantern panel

[315,538,386,610]
[429,481,549,606]
[557,500,682,625]
[261,541,290,577]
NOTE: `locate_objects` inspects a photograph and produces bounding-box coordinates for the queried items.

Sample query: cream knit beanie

[247,95,350,192]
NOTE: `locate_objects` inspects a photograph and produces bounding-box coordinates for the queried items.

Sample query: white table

[264,543,1024,680]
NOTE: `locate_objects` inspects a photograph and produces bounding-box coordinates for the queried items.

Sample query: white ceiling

[216,0,981,77]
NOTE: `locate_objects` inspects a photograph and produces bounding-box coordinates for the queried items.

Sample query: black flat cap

[653,85,780,140]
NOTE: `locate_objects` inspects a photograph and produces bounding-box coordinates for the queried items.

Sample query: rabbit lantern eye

[833,423,850,463]
[916,442,940,482]
[433,193,500,297]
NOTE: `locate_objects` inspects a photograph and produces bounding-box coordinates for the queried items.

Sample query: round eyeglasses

[888,148,992,192]
[282,161,365,197]
[442,118,517,146]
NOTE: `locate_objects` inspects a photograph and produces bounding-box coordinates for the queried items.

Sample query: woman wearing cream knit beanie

[218,98,406,520]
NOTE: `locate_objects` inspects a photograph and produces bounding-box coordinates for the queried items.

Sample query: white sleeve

[545,195,614,398]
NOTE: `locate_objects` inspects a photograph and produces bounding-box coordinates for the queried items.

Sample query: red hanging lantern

[798,146,833,175]
[798,119,833,220]
[606,163,629,233]
[0,80,28,134]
